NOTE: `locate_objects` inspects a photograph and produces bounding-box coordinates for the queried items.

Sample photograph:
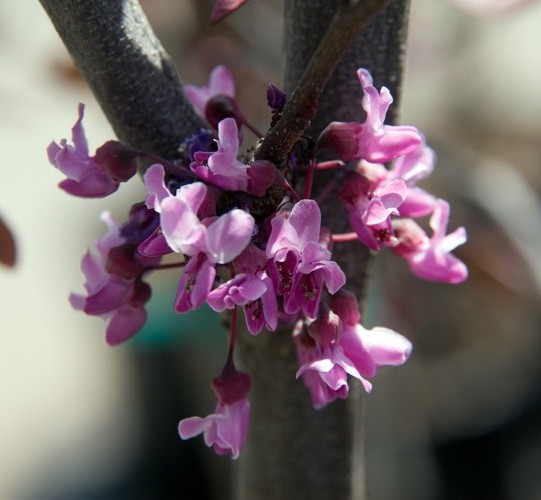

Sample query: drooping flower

[317,69,422,164]
[393,199,468,283]
[266,200,346,318]
[295,291,412,408]
[179,357,250,459]
[47,104,137,198]
[70,209,159,345]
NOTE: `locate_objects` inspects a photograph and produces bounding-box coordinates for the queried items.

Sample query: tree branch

[39,0,205,158]
[254,0,390,166]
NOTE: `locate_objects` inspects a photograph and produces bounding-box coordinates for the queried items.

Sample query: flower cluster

[48,65,467,459]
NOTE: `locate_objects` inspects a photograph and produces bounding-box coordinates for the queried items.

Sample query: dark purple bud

[329,289,361,327]
[307,302,342,348]
[184,128,215,163]
[205,94,241,129]
[120,202,160,244]
[94,141,138,182]
[212,356,251,404]
[266,83,287,112]
[106,243,144,279]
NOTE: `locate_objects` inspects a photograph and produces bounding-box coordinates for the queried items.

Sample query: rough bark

[236,1,410,499]
[39,0,204,158]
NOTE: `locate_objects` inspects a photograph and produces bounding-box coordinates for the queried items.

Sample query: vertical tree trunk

[236,2,410,499]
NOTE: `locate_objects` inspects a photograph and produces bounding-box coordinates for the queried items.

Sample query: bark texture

[236,2,410,499]
[39,0,204,158]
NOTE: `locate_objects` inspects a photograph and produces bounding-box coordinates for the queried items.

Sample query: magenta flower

[340,171,408,250]
[191,118,275,196]
[207,245,278,334]
[317,69,421,163]
[266,200,346,318]
[359,142,437,219]
[393,199,468,283]
[47,104,136,198]
[184,66,235,119]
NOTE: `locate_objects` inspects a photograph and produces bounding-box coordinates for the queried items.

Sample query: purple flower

[70,212,158,345]
[266,200,346,318]
[48,104,136,197]
[317,69,421,163]
[393,199,468,283]
[191,118,275,196]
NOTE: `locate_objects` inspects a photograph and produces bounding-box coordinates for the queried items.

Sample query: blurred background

[1,0,541,498]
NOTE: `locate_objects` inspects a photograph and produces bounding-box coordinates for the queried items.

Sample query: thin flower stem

[283,182,301,202]
[315,160,345,171]
[332,232,359,243]
[228,306,238,357]
[303,159,316,199]
[254,0,390,167]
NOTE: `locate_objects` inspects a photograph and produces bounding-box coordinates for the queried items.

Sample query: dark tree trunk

[236,2,410,499]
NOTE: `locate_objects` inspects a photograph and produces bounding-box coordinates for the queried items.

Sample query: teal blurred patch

[130,287,228,351]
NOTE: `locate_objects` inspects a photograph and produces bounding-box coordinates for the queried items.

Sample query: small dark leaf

[0,216,17,268]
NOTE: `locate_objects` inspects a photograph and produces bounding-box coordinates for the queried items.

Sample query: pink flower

[48,104,136,198]
[179,399,250,459]
[317,69,421,163]
[179,357,250,459]
[296,291,412,408]
[360,143,437,218]
[191,118,276,196]
[266,200,346,318]
[184,66,235,119]
[156,179,255,312]
[393,199,468,283]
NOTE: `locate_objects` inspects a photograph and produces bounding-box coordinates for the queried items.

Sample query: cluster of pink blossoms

[48,65,467,459]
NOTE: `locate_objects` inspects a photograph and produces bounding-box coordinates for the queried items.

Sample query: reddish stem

[315,160,345,171]
[332,232,359,243]
[303,159,316,199]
